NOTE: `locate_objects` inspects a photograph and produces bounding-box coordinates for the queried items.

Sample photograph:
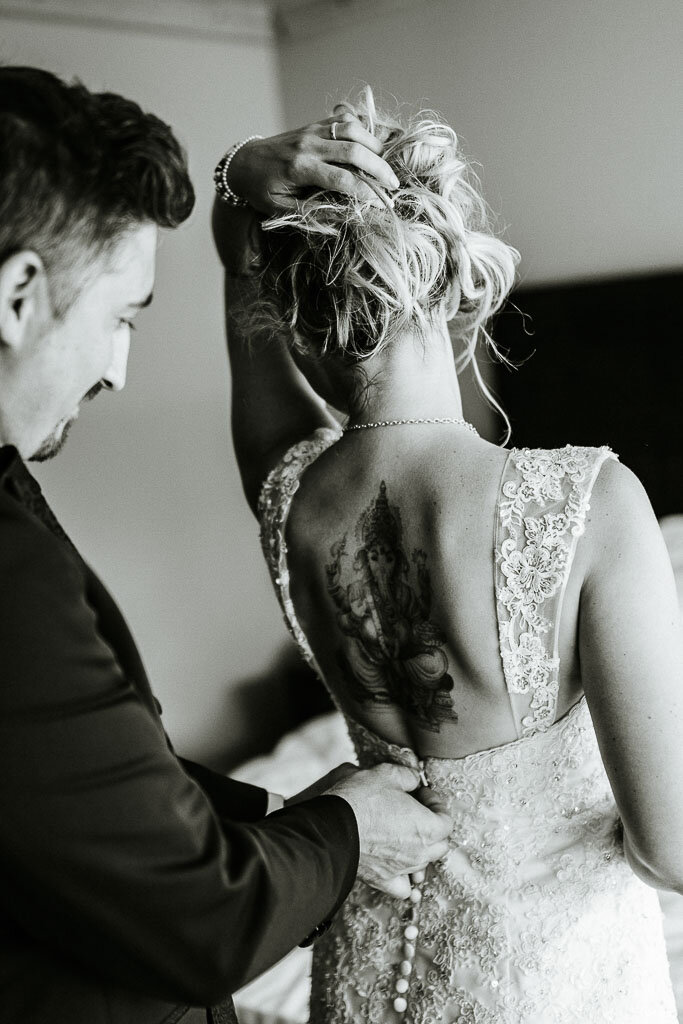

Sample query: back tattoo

[325,481,458,732]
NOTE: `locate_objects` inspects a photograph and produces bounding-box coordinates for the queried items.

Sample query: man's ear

[0,251,48,349]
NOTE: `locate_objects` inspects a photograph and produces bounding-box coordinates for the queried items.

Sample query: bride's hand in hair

[224,112,400,215]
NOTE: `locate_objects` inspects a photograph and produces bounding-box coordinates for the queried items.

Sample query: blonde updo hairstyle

[252,88,519,429]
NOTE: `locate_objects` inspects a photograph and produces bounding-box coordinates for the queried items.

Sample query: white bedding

[232,713,354,1024]
[232,516,683,1024]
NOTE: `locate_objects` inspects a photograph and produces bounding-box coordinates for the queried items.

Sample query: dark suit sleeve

[0,505,359,1006]
[178,758,268,822]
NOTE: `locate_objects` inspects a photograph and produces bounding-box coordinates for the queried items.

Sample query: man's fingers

[428,839,451,863]
[376,763,422,792]
[413,787,453,839]
[419,807,453,845]
[416,786,445,810]
[372,874,413,900]
[321,762,359,789]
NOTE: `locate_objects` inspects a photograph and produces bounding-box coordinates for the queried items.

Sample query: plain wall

[277,0,683,285]
[0,13,292,762]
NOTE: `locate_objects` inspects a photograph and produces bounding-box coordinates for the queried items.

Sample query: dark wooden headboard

[491,269,683,518]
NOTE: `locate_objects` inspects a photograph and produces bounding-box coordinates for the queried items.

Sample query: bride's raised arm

[579,457,683,893]
[213,203,335,514]
[211,117,398,512]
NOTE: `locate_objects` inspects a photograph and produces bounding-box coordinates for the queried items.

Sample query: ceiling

[0,0,421,42]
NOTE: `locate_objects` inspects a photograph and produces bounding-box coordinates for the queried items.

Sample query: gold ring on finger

[330,121,338,141]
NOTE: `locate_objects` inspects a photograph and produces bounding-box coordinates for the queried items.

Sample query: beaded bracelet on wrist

[213,135,263,207]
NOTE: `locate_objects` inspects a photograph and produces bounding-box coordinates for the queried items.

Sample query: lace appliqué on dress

[311,696,678,1024]
[258,427,342,666]
[495,445,615,737]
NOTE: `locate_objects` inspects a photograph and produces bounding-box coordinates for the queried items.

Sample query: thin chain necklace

[343,415,479,435]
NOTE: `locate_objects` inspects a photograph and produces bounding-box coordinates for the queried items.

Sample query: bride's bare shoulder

[583,455,662,574]
[587,455,653,527]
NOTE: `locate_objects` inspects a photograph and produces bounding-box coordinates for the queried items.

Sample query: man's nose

[102,334,130,392]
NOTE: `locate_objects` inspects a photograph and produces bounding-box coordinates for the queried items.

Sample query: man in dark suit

[0,67,452,1024]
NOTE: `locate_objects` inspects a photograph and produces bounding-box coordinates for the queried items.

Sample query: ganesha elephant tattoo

[325,481,458,732]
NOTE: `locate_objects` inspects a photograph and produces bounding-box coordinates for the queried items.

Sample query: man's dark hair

[0,66,195,315]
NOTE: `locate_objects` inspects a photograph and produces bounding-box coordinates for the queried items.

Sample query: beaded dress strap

[257,427,342,668]
[494,445,617,738]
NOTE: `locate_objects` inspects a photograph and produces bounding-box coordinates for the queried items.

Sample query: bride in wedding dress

[212,90,682,1023]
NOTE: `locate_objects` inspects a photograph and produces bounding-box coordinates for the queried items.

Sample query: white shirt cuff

[265,791,285,815]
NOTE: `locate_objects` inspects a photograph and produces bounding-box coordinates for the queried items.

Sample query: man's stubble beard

[28,381,103,462]
[29,418,74,462]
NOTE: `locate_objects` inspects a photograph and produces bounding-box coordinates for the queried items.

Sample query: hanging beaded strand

[392,759,430,1018]
[340,415,466,1014]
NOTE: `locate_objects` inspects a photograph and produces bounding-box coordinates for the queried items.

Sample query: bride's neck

[346,322,464,425]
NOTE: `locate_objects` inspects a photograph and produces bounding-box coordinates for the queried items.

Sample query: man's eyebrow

[130,292,153,310]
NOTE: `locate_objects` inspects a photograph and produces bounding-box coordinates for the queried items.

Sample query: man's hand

[325,763,453,900]
[285,763,358,807]
[226,110,400,215]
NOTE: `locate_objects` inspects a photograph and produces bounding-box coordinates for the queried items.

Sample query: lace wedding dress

[258,429,677,1024]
